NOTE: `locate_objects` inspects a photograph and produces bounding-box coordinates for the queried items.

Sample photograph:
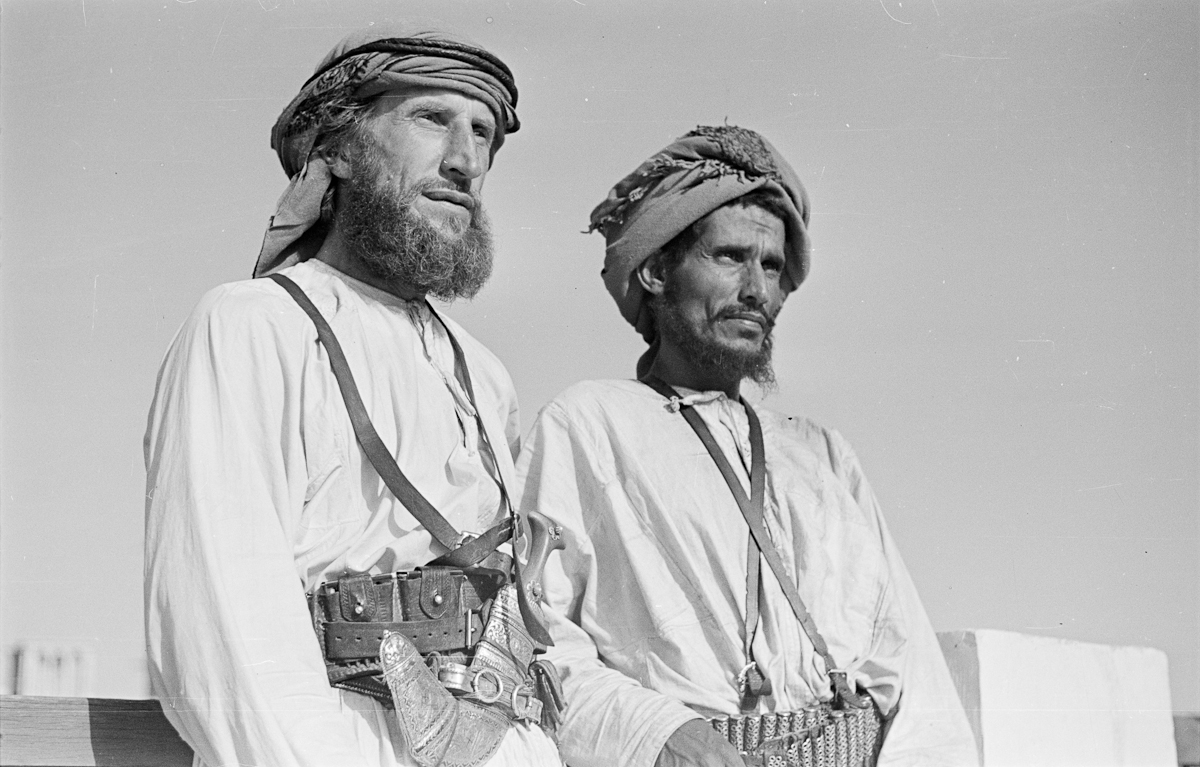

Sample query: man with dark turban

[515,126,978,767]
[144,24,563,767]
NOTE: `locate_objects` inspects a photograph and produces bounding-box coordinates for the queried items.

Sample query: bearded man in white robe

[144,24,563,767]
[515,126,979,767]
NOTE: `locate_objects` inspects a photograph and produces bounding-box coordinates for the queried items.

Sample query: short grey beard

[335,141,494,302]
[653,289,778,391]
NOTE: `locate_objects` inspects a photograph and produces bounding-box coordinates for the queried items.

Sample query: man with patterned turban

[515,126,978,767]
[144,24,563,767]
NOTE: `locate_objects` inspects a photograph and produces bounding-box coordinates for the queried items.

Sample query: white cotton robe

[516,379,979,767]
[144,260,561,767]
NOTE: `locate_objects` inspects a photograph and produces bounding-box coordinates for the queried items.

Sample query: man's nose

[739,262,769,307]
[440,123,485,182]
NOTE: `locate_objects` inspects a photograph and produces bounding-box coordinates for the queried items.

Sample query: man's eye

[764,259,784,273]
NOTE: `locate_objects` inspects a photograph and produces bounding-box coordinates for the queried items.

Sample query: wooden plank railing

[0,696,192,767]
[0,694,1197,766]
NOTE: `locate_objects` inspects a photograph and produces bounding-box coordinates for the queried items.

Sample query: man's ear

[636,253,667,296]
[316,139,354,181]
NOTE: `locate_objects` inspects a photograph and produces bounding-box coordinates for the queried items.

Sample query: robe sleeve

[517,402,700,767]
[143,285,370,767]
[824,430,980,767]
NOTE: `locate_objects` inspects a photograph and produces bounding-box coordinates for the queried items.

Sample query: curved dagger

[514,510,566,648]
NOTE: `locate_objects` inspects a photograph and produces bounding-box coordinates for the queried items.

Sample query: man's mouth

[720,310,772,332]
[422,188,476,212]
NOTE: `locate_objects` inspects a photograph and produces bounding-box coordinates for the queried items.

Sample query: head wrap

[253,23,520,277]
[589,125,811,346]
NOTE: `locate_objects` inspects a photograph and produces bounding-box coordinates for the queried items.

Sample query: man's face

[357,86,496,233]
[331,87,498,300]
[654,204,787,385]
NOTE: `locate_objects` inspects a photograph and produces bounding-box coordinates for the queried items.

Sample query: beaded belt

[708,704,885,767]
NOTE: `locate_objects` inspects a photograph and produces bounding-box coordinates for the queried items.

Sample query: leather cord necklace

[640,375,868,711]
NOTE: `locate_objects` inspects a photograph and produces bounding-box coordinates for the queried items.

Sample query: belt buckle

[511,687,543,723]
[456,530,480,547]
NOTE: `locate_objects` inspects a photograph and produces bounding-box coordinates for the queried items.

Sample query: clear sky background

[1,0,1196,712]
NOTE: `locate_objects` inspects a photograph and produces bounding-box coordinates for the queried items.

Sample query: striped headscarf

[254,23,520,277]
[589,126,811,345]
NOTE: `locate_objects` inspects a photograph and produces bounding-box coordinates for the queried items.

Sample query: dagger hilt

[522,511,565,601]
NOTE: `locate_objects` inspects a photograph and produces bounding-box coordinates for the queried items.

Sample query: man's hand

[654,719,744,767]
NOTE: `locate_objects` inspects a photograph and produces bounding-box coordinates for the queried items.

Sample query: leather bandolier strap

[267,272,510,568]
[265,274,565,767]
[640,376,892,767]
[267,272,552,646]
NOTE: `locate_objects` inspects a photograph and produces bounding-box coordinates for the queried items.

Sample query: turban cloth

[253,24,520,277]
[589,125,811,346]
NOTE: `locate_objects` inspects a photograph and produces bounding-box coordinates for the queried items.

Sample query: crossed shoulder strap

[267,273,555,646]
[640,374,869,710]
[267,273,511,568]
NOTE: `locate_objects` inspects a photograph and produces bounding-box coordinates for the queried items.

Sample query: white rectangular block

[938,630,1178,767]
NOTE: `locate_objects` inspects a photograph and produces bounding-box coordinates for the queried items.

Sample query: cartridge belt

[707,703,885,767]
[310,566,507,625]
[322,612,486,660]
[309,567,507,689]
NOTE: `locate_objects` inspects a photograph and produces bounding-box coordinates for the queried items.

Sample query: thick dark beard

[335,139,494,301]
[653,286,778,390]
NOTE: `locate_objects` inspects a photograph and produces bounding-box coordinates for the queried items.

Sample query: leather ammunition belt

[307,566,554,728]
[708,703,885,767]
[308,567,506,689]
